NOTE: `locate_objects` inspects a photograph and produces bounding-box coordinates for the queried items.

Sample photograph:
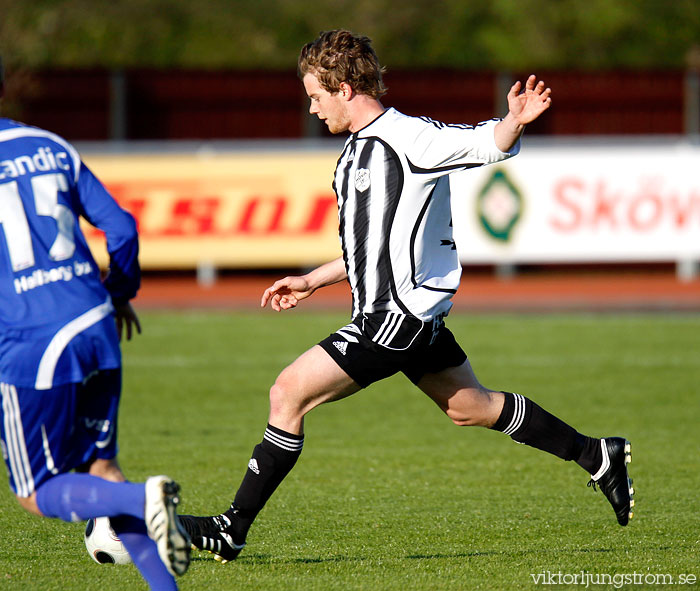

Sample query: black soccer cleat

[179,507,246,563]
[587,437,634,526]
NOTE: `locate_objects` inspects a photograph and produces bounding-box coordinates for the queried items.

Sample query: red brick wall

[4,68,687,140]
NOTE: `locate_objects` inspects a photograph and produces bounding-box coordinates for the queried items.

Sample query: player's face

[303,73,351,134]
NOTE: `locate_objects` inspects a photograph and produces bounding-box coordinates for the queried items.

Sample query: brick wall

[2,68,690,140]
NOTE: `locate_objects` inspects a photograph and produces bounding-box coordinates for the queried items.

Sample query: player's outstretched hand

[507,74,552,125]
[261,276,315,311]
[115,302,142,341]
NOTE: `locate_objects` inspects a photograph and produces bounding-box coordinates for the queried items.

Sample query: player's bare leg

[88,458,127,483]
[181,345,360,562]
[14,458,126,516]
[15,492,41,516]
[267,345,361,433]
[418,359,633,525]
[417,359,504,427]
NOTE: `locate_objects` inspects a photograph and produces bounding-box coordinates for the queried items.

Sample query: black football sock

[492,392,602,472]
[576,433,605,475]
[228,424,304,542]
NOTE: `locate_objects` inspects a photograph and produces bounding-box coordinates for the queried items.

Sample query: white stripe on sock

[503,393,525,436]
[264,428,304,452]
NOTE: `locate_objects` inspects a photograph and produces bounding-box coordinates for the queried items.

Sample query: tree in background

[1,0,699,71]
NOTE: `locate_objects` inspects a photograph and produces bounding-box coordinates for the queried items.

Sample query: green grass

[1,311,699,590]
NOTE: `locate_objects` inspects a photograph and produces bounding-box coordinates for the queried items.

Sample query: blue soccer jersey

[0,118,140,389]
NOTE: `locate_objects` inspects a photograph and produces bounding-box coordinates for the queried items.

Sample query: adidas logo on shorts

[333,341,348,355]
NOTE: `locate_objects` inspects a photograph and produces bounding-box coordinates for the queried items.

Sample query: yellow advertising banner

[81,150,343,269]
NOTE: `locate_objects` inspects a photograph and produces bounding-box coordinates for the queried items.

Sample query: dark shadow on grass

[236,551,502,564]
[192,553,369,565]
[280,552,499,564]
[289,556,364,564]
[407,551,500,559]
[191,544,658,566]
[242,555,364,564]
[189,555,223,564]
[278,555,367,564]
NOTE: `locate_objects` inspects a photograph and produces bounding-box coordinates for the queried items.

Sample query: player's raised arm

[494,74,552,152]
[261,257,348,311]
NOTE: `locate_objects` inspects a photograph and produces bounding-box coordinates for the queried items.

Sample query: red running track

[134,272,700,312]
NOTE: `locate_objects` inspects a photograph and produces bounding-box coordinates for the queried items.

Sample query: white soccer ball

[84,517,132,565]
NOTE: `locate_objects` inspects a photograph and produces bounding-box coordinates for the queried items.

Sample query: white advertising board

[450,140,700,264]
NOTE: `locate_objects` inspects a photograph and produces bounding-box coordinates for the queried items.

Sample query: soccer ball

[84,517,132,565]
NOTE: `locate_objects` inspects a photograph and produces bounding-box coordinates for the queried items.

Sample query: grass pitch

[1,311,698,590]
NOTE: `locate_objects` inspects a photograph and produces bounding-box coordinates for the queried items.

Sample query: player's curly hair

[298,30,387,98]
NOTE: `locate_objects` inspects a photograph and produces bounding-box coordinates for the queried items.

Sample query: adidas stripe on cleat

[198,530,245,563]
[179,513,246,563]
[588,437,635,526]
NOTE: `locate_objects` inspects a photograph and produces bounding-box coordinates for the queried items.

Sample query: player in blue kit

[0,61,190,589]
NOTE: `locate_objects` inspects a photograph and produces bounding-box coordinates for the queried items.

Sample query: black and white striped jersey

[332,107,519,321]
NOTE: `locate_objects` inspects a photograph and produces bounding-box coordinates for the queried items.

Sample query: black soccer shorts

[319,311,467,388]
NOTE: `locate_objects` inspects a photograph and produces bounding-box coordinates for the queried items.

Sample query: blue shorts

[0,369,121,498]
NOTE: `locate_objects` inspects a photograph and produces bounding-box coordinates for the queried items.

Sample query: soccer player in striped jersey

[0,61,190,588]
[181,30,634,561]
